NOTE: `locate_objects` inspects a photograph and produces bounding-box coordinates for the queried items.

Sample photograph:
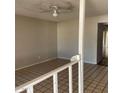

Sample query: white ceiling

[16,0,108,22]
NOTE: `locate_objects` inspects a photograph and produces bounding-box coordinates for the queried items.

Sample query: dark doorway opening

[97,23,108,66]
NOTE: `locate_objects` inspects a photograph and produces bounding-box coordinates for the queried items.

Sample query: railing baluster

[27,86,33,93]
[78,61,83,93]
[69,66,73,93]
[53,73,58,93]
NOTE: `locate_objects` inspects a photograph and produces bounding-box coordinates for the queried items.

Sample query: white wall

[16,15,57,69]
[84,15,108,64]
[57,19,79,59]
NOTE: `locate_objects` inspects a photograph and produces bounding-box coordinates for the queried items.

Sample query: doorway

[97,23,108,66]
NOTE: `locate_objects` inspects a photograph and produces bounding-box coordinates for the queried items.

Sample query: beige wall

[16,15,57,69]
[57,19,79,59]
[84,15,108,64]
[16,14,107,69]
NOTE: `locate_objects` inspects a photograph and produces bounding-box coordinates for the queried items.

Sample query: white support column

[53,73,58,93]
[69,66,73,93]
[27,86,33,93]
[78,0,85,93]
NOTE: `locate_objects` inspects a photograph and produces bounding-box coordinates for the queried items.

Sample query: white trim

[84,61,97,64]
[15,57,57,71]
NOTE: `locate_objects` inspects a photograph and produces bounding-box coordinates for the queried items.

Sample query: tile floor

[16,59,108,93]
[84,63,108,93]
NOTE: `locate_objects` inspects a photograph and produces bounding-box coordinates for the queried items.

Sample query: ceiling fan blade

[57,9,73,13]
[39,10,51,13]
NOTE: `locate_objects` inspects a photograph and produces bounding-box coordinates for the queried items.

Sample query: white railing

[15,59,80,93]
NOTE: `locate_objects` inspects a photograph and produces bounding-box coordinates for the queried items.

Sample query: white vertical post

[53,73,58,93]
[69,66,73,93]
[27,86,33,93]
[78,0,85,93]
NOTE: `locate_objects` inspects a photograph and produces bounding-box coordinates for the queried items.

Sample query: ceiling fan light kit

[50,6,59,17]
[53,9,58,17]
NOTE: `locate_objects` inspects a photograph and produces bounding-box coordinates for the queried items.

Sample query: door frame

[97,23,108,64]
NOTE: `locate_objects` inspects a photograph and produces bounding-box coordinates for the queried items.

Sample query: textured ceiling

[16,0,108,22]
[86,0,108,17]
[16,0,79,22]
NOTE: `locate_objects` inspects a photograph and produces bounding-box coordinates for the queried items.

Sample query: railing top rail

[15,60,78,93]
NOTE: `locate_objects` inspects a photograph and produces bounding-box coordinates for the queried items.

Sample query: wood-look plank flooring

[16,59,107,93]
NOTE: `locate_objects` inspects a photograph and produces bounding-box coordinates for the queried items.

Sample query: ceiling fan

[38,2,74,17]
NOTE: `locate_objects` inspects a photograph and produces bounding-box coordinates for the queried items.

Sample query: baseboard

[57,57,70,60]
[84,60,97,64]
[16,57,57,71]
